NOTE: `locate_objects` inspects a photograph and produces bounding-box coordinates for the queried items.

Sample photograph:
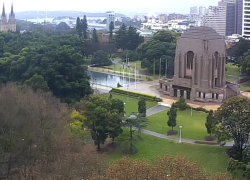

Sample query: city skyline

[3,0,219,15]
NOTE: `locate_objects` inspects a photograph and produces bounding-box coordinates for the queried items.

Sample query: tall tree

[114,24,127,50]
[227,38,250,65]
[109,21,114,40]
[137,30,179,76]
[82,15,88,39]
[167,104,177,130]
[205,110,214,137]
[107,112,123,143]
[123,113,148,153]
[138,98,146,116]
[24,74,49,92]
[213,97,250,161]
[84,95,112,151]
[76,17,82,36]
[91,50,112,66]
[92,28,99,43]
[111,98,124,115]
[126,26,144,50]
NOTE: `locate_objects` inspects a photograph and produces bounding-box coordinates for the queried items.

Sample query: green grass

[128,61,144,71]
[241,81,250,91]
[106,132,229,174]
[84,58,92,65]
[147,109,209,141]
[226,63,240,82]
[105,64,134,73]
[107,93,157,115]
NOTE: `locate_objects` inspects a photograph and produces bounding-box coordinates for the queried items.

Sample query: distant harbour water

[23,17,106,24]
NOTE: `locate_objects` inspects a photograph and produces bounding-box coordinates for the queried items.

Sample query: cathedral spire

[11,2,14,15]
[2,3,5,16]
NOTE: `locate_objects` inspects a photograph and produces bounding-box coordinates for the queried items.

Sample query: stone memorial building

[159,26,240,103]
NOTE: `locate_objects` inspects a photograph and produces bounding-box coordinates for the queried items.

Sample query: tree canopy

[0,31,91,103]
[91,50,112,66]
[213,97,250,161]
[137,30,179,76]
[114,24,144,50]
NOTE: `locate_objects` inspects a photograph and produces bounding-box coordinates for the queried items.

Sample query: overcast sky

[4,0,219,14]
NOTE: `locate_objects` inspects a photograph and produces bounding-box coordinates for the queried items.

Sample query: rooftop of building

[180,26,223,40]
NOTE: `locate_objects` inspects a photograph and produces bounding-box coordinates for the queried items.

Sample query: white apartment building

[243,0,250,38]
[106,11,115,31]
[203,3,227,36]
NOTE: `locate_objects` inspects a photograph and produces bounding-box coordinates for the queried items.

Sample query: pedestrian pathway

[144,107,234,147]
[146,105,169,116]
[141,129,234,147]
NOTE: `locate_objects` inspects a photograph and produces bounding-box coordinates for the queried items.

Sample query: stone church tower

[159,27,240,103]
[1,3,16,32]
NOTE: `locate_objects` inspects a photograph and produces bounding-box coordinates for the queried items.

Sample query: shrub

[110,88,162,102]
[177,97,187,110]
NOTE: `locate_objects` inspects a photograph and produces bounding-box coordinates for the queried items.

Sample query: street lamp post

[124,102,126,117]
[179,126,182,143]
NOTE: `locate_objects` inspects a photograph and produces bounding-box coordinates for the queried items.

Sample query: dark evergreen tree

[76,17,82,36]
[138,98,146,116]
[114,24,127,50]
[107,113,123,143]
[205,110,214,137]
[82,15,88,39]
[109,21,114,40]
[167,104,177,130]
[92,28,99,43]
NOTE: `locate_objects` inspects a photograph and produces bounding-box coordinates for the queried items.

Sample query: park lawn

[241,81,250,91]
[226,63,240,82]
[106,132,229,174]
[146,109,209,141]
[128,61,144,71]
[226,63,240,76]
[105,64,134,73]
[84,58,92,65]
[107,93,157,115]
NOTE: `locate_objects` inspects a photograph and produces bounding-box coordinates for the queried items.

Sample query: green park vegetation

[240,81,250,91]
[146,109,209,141]
[106,131,229,174]
[110,88,162,102]
[226,63,240,82]
[105,93,157,115]
[4,14,250,179]
[104,64,134,73]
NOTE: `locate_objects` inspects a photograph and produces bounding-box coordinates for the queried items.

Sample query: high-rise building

[106,11,115,32]
[242,0,250,38]
[190,6,208,16]
[203,0,237,37]
[190,6,199,15]
[203,5,227,36]
[225,0,236,36]
[199,6,209,16]
[236,0,243,35]
[1,3,16,32]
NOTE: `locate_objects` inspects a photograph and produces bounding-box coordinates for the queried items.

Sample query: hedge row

[186,105,210,113]
[110,88,163,102]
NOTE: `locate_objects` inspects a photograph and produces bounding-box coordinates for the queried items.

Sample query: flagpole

[123,62,125,87]
[159,58,161,80]
[165,59,167,78]
[128,58,130,87]
[153,59,155,79]
[135,63,137,90]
